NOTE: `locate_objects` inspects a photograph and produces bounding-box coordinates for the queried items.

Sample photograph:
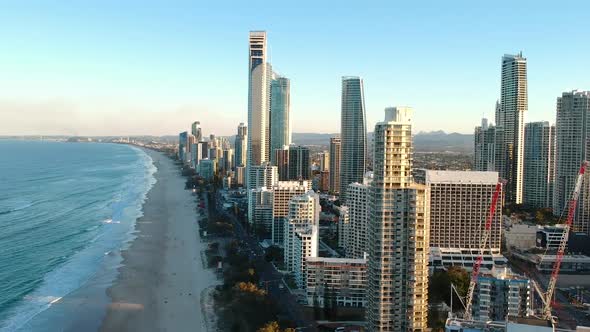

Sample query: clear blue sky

[1,0,589,136]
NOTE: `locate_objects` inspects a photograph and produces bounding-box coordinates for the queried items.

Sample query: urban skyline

[2,2,590,136]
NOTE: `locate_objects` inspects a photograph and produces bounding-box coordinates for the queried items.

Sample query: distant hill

[292,131,473,153]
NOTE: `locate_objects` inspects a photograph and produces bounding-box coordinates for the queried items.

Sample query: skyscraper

[247,31,271,189]
[274,145,290,181]
[270,75,291,164]
[523,122,554,208]
[474,118,496,171]
[554,90,590,234]
[191,121,202,142]
[339,77,367,203]
[235,123,248,167]
[178,131,188,163]
[288,145,310,181]
[319,152,330,172]
[496,53,527,204]
[329,136,341,194]
[367,107,429,332]
[344,173,373,259]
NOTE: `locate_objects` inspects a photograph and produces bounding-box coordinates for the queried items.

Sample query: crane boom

[464,181,502,320]
[542,161,588,320]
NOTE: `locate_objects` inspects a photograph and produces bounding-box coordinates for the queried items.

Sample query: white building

[504,223,539,251]
[246,31,271,190]
[283,191,320,285]
[342,173,372,258]
[305,257,367,308]
[271,180,309,245]
[474,117,496,172]
[248,187,273,231]
[366,107,430,331]
[523,122,554,209]
[496,53,527,204]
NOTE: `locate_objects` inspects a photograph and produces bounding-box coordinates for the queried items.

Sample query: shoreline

[98,149,218,331]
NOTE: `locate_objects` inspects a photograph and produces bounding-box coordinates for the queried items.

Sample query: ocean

[0,140,156,331]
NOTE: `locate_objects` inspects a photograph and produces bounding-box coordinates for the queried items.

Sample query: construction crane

[538,161,588,322]
[464,181,502,321]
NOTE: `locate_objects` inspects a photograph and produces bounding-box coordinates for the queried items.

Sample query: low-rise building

[504,223,539,251]
[429,247,507,271]
[472,267,531,322]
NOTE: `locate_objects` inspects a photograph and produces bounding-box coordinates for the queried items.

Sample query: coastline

[98,149,218,331]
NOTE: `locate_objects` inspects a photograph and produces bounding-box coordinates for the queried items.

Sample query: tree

[428,266,469,311]
[257,321,296,332]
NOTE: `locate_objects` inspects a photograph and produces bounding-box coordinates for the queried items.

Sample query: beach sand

[99,149,217,332]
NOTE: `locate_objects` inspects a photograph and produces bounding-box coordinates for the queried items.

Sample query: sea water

[0,140,156,331]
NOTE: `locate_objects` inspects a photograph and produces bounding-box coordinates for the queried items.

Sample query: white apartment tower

[496,53,527,204]
[343,173,373,259]
[247,31,271,189]
[366,107,430,332]
[271,180,309,245]
[284,191,320,275]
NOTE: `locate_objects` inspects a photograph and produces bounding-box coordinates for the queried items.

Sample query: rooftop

[425,170,499,184]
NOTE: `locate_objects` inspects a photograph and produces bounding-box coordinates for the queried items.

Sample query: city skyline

[2,1,589,136]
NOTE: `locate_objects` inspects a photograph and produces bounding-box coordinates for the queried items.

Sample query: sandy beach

[99,149,217,332]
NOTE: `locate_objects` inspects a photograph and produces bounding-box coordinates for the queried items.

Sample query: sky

[0,0,589,136]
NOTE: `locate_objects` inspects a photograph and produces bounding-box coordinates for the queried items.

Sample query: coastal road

[215,191,316,331]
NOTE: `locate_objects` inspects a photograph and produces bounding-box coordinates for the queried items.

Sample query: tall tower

[339,77,367,203]
[329,136,341,194]
[247,31,271,189]
[270,74,291,164]
[523,122,554,209]
[366,107,429,332]
[235,123,248,167]
[191,121,202,142]
[474,118,496,171]
[496,53,527,204]
[554,91,590,234]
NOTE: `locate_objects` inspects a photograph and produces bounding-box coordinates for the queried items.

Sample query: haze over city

[1,0,589,136]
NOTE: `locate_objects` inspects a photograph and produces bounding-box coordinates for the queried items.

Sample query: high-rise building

[340,77,367,203]
[367,107,429,332]
[271,181,309,245]
[284,191,320,284]
[274,146,290,181]
[235,123,248,167]
[319,170,330,192]
[343,173,373,259]
[319,152,330,172]
[248,187,274,232]
[288,145,310,181]
[247,31,271,189]
[248,162,278,193]
[495,53,527,204]
[419,170,502,252]
[554,90,590,234]
[474,118,496,171]
[523,122,554,208]
[222,149,234,173]
[178,131,188,163]
[198,141,209,160]
[191,121,202,142]
[270,75,291,164]
[329,136,341,194]
[198,159,216,181]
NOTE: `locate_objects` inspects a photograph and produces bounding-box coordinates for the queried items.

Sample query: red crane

[539,161,588,321]
[464,181,503,320]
